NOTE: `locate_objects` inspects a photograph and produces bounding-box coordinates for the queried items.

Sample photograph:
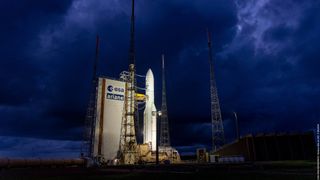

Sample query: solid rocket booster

[143,69,157,151]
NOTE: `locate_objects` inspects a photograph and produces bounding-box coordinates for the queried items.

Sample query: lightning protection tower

[160,54,170,147]
[82,35,100,158]
[206,29,225,152]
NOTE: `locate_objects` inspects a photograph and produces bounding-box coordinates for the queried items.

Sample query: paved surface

[0,161,316,180]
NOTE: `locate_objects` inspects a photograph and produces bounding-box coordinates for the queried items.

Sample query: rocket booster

[143,69,157,151]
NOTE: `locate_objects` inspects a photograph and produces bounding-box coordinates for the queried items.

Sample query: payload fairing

[143,69,157,151]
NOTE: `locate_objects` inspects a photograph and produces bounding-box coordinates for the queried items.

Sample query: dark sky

[1,0,319,157]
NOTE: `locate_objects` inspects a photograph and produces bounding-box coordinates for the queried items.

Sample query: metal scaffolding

[118,0,138,164]
[119,65,137,164]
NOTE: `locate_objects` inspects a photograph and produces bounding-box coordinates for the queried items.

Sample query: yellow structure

[136,144,181,164]
[135,93,146,101]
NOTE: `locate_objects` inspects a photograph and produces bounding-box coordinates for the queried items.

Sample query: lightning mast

[207,29,225,152]
[119,0,137,164]
[83,35,100,157]
[160,54,170,147]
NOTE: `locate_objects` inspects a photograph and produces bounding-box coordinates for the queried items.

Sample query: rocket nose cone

[146,69,154,78]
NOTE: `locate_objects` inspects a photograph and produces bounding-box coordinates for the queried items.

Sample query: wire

[136,74,146,78]
[136,86,146,90]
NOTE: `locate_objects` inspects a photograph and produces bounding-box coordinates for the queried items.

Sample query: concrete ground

[0,161,316,180]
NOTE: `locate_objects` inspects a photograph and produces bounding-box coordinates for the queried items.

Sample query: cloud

[230,0,312,55]
[217,0,320,135]
[0,136,81,158]
[0,0,319,156]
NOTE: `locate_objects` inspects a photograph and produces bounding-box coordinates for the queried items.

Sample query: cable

[136,74,146,78]
[136,86,146,90]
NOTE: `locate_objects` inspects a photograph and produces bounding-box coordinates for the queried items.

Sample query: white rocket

[143,69,157,151]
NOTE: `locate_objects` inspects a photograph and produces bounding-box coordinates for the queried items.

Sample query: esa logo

[107,85,113,92]
[107,85,124,93]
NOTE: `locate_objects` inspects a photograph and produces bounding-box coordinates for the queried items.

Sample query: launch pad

[87,64,181,165]
[81,0,181,166]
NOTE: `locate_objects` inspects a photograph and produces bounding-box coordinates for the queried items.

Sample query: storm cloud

[0,0,319,156]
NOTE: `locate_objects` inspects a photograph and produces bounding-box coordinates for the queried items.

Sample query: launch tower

[118,0,137,164]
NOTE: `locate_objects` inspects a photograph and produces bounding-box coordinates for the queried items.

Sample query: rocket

[143,69,157,151]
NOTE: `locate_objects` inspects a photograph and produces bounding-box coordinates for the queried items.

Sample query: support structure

[83,35,100,157]
[159,54,170,147]
[207,29,225,152]
[119,0,137,164]
[119,65,137,164]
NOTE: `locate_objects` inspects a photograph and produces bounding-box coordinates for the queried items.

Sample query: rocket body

[143,69,157,151]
